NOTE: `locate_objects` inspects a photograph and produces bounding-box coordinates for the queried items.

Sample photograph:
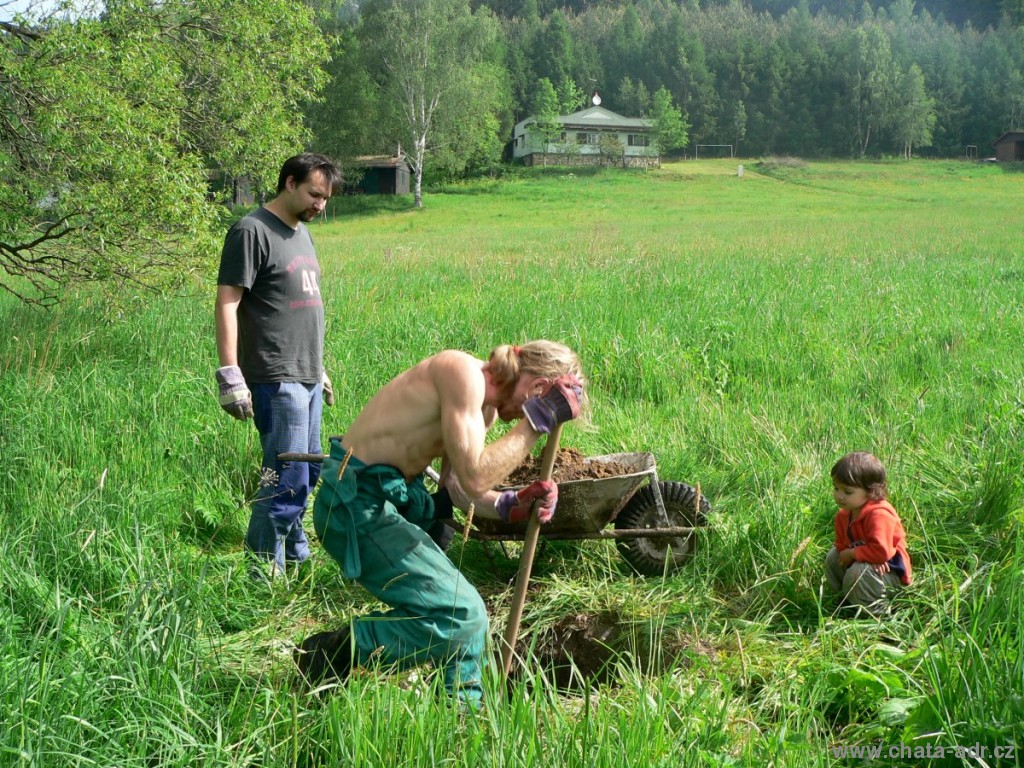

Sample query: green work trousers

[313,438,487,702]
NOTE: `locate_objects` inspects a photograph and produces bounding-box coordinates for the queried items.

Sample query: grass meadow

[2,159,1023,766]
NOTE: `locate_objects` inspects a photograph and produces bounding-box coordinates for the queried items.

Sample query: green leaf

[878,697,922,727]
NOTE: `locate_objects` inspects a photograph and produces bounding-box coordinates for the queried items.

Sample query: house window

[560,131,567,142]
[576,132,599,145]
[628,134,650,147]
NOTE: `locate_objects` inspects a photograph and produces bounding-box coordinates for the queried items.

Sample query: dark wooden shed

[992,131,1024,162]
[351,155,410,195]
[206,170,255,207]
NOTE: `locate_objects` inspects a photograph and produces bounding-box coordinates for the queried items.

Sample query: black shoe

[295,628,353,687]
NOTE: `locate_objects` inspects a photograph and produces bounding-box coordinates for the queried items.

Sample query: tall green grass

[2,160,1022,766]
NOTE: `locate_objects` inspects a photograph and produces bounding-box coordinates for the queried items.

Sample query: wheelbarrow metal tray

[471,452,656,536]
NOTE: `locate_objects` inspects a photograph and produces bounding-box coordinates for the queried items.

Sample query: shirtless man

[296,341,585,703]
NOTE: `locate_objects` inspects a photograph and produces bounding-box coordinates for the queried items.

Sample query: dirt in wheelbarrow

[504,448,633,486]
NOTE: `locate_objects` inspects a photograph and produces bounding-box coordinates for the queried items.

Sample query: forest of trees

[3,0,1023,297]
[484,1,1024,30]
[308,0,1024,177]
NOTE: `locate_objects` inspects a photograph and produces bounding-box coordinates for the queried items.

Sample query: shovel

[499,423,563,684]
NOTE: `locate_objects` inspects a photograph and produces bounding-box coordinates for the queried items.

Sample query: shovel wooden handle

[500,423,563,683]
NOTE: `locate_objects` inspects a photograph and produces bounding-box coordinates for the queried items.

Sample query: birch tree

[360,0,501,207]
[892,63,936,159]
[844,24,899,157]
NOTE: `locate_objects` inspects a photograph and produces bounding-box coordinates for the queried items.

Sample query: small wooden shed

[206,170,255,207]
[992,131,1024,162]
[351,155,410,195]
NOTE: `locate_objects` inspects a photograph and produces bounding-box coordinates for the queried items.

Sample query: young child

[825,452,912,617]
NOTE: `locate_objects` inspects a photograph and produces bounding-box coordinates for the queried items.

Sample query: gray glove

[322,370,335,407]
[215,365,253,420]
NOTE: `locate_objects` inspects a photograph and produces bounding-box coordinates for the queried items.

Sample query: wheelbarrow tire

[427,518,455,552]
[614,482,709,576]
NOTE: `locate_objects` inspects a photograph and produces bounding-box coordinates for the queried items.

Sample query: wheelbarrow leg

[648,468,671,527]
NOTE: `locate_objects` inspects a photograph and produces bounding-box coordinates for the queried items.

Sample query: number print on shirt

[301,269,320,296]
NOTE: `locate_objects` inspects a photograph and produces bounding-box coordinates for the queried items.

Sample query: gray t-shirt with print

[217,207,324,383]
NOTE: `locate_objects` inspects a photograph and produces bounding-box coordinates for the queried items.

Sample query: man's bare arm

[435,353,539,498]
[215,285,245,367]
[440,464,501,519]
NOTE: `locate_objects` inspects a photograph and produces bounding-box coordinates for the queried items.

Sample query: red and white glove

[523,374,583,434]
[496,480,558,524]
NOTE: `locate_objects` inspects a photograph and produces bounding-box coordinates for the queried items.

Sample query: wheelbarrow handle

[277,452,326,463]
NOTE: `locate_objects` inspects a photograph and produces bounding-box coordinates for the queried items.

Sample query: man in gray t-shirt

[214,153,342,579]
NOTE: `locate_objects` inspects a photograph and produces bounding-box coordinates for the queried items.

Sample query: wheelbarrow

[278,450,709,577]
[457,452,709,576]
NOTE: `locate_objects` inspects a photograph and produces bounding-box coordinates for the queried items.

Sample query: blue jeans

[247,381,323,573]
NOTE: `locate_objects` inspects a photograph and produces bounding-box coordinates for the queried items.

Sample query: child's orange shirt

[833,500,912,585]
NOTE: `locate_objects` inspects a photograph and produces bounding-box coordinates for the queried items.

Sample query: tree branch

[0,20,43,43]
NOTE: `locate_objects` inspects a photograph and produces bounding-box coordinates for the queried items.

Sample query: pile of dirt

[505,447,633,486]
[508,611,719,691]
[527,612,622,687]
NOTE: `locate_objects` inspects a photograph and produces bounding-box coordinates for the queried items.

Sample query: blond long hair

[487,340,591,426]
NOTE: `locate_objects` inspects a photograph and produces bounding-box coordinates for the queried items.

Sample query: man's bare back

[340,350,488,479]
[339,341,584,509]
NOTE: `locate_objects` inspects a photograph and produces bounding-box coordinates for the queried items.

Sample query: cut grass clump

[755,155,807,171]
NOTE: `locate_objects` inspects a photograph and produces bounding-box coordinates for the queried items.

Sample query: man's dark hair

[277,153,343,193]
[831,452,888,501]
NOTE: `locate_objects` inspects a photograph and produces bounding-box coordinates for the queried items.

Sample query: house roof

[352,155,409,170]
[559,105,652,130]
[992,131,1024,146]
[514,105,652,134]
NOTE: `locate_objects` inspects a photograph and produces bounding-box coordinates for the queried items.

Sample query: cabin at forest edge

[512,95,657,168]
[992,131,1024,162]
[348,154,411,195]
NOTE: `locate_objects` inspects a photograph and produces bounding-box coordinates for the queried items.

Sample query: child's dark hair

[831,452,888,501]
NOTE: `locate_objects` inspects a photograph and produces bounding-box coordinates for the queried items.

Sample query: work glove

[496,479,558,524]
[322,370,335,407]
[215,365,253,420]
[522,374,583,434]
